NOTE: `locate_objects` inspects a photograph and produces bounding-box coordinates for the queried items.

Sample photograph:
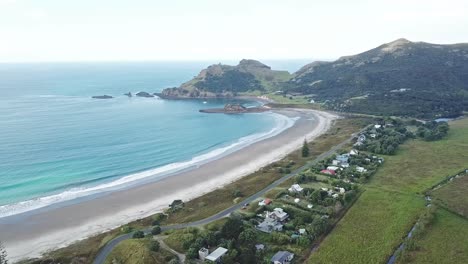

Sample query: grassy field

[308,118,468,263]
[432,175,468,217]
[104,239,176,264]
[401,209,468,264]
[308,188,424,263]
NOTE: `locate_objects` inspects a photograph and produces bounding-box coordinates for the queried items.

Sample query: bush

[149,240,160,251]
[151,226,162,235]
[132,230,145,239]
[120,225,132,234]
[232,189,243,198]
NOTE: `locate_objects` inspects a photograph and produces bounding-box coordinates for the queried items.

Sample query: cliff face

[159,59,292,98]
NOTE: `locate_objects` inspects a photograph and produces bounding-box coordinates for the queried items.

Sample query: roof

[206,247,228,261]
[264,198,272,204]
[271,251,294,262]
[321,169,336,175]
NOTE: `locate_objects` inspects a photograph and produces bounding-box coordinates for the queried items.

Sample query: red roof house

[320,169,336,175]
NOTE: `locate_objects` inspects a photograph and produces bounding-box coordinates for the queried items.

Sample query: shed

[206,247,228,263]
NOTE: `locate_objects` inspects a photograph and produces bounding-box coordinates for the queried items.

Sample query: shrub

[132,230,145,239]
[151,226,162,235]
[149,240,160,251]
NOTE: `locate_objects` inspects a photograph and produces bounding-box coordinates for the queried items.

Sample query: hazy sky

[1,0,467,62]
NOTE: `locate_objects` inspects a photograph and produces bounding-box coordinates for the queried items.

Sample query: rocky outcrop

[92,95,113,99]
[159,59,292,99]
[136,91,154,98]
[124,92,132,97]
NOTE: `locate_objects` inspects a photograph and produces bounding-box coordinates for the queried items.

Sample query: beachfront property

[288,184,304,193]
[327,165,340,171]
[271,250,294,264]
[321,169,336,175]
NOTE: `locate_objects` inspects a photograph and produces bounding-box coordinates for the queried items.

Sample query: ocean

[0,60,307,218]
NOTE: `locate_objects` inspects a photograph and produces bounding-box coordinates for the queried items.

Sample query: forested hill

[159,59,291,98]
[289,39,468,118]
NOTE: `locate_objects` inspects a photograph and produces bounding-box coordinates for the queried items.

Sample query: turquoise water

[0,61,305,217]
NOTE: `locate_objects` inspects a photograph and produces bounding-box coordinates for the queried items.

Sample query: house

[321,169,336,175]
[350,149,359,155]
[354,141,363,147]
[205,247,228,263]
[336,154,349,163]
[267,208,289,222]
[332,159,341,166]
[356,166,367,173]
[288,184,303,193]
[374,124,382,129]
[271,251,294,264]
[299,228,307,235]
[341,163,350,168]
[327,165,340,171]
[199,247,210,261]
[259,198,272,206]
[257,217,284,233]
[332,193,339,198]
[294,198,300,203]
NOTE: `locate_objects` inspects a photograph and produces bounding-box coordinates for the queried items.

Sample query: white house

[267,208,289,222]
[327,166,339,171]
[350,149,359,155]
[288,184,303,193]
[332,160,341,166]
[206,247,228,263]
[339,187,346,194]
[356,166,367,173]
[374,124,382,129]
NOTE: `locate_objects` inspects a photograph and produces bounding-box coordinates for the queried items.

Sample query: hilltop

[290,38,468,118]
[158,59,291,98]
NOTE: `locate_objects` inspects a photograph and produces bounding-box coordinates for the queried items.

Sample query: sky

[0,0,467,62]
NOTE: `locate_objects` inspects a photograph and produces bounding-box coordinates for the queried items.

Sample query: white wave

[0,112,297,218]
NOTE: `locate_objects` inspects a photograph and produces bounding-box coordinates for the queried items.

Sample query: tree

[302,139,310,157]
[149,240,160,252]
[0,242,7,264]
[186,247,199,259]
[151,226,162,235]
[238,228,257,245]
[221,216,243,240]
[132,230,145,239]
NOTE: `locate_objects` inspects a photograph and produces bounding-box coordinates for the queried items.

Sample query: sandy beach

[0,109,337,262]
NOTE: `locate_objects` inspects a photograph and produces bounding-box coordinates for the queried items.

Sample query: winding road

[93,124,364,264]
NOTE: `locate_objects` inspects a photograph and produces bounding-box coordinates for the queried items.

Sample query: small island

[199,103,269,114]
[135,91,154,98]
[91,95,113,99]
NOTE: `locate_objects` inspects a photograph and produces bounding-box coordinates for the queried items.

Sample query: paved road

[93,127,363,264]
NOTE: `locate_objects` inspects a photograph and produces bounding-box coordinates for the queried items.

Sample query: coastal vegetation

[104,238,177,264]
[307,118,468,263]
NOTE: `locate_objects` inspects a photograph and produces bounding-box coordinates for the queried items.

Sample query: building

[350,149,359,155]
[205,247,228,263]
[336,154,349,163]
[255,244,265,251]
[356,166,367,173]
[271,251,294,264]
[257,217,284,233]
[199,247,210,261]
[288,184,303,193]
[321,169,336,175]
[267,208,289,222]
[332,159,341,166]
[258,198,272,206]
[327,165,340,171]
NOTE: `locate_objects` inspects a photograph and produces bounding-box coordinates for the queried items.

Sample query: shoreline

[0,109,337,262]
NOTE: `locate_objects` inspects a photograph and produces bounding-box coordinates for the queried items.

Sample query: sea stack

[135,91,154,98]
